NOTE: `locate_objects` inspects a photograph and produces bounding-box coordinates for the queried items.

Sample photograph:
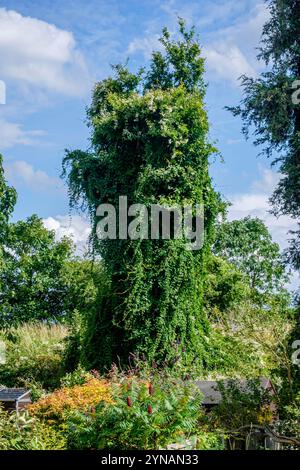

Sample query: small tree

[0,215,73,326]
[214,217,290,305]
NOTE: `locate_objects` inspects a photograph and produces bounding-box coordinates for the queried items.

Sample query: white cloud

[224,2,269,49]
[127,35,161,58]
[252,166,281,193]
[0,119,45,149]
[127,2,269,85]
[228,166,298,291]
[196,0,245,28]
[4,160,64,193]
[203,2,269,83]
[228,166,297,251]
[204,44,257,83]
[43,215,91,255]
[0,8,89,96]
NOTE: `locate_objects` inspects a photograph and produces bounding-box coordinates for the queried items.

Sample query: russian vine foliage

[62,21,223,371]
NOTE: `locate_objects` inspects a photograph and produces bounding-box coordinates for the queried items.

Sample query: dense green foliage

[214,217,290,304]
[0,155,105,327]
[204,254,249,317]
[0,323,68,391]
[65,373,206,450]
[62,21,223,371]
[0,215,73,326]
[0,14,299,451]
[0,407,66,450]
[211,379,274,429]
[61,259,105,321]
[0,154,17,245]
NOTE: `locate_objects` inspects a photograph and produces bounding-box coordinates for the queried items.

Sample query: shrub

[65,370,205,450]
[277,392,300,444]
[0,406,66,450]
[30,377,112,423]
[208,301,294,378]
[0,323,68,390]
[60,365,93,388]
[196,432,225,450]
[210,379,274,431]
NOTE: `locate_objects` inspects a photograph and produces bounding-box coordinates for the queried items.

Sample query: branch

[226,424,300,446]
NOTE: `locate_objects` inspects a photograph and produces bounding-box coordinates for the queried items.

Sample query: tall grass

[2,323,68,357]
[0,323,69,392]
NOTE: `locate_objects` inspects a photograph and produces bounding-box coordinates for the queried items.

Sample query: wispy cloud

[0,7,89,96]
[127,35,161,58]
[228,166,296,251]
[0,119,45,149]
[204,44,257,83]
[127,1,269,85]
[4,160,65,193]
[203,2,269,83]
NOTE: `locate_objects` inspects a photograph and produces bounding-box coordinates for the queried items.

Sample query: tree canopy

[0,215,73,326]
[214,217,290,304]
[0,154,17,245]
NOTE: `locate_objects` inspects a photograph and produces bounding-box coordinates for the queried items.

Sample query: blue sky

[0,0,298,287]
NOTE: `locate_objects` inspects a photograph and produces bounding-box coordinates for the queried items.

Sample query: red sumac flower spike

[148,405,153,414]
[127,396,133,407]
[149,383,154,396]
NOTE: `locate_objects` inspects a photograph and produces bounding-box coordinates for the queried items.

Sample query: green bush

[60,365,93,388]
[210,379,274,431]
[65,370,205,450]
[277,392,300,444]
[0,323,68,390]
[0,407,66,450]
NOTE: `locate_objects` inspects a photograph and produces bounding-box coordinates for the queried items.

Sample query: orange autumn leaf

[30,378,113,422]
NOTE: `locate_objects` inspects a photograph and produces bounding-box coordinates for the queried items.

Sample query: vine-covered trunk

[62,22,222,371]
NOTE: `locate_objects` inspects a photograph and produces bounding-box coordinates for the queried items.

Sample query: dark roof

[195,381,222,405]
[195,378,275,405]
[0,388,30,402]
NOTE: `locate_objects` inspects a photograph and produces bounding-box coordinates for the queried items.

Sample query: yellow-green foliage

[208,301,294,379]
[30,377,113,423]
[0,323,68,390]
[0,406,66,450]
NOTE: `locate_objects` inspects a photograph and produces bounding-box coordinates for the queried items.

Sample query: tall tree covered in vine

[62,21,222,371]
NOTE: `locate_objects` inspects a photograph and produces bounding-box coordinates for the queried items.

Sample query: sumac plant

[62,20,223,370]
[65,373,204,450]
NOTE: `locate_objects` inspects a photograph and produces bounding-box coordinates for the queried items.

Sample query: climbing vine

[62,20,223,370]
